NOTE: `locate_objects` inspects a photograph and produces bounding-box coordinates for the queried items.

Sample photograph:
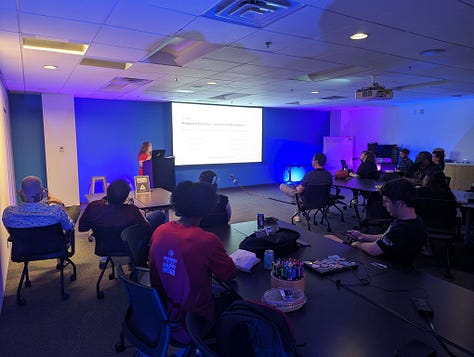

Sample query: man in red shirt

[149,181,236,344]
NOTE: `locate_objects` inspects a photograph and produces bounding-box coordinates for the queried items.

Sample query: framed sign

[134,175,151,194]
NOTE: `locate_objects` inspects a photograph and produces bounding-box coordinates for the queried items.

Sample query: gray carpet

[0,184,472,357]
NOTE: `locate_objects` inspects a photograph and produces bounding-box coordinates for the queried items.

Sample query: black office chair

[329,186,346,222]
[92,226,130,299]
[6,223,77,305]
[293,184,332,232]
[115,265,192,357]
[415,197,460,278]
[186,312,219,357]
[121,224,152,284]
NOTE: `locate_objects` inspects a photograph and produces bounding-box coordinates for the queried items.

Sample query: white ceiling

[1,0,473,109]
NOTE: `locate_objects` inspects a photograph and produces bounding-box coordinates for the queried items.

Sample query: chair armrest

[65,229,75,256]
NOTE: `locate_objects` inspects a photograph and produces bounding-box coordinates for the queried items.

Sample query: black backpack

[238,228,300,259]
[216,300,298,357]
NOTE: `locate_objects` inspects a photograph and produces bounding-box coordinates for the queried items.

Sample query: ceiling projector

[355,82,393,100]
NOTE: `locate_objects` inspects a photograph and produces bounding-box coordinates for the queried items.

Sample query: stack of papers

[230,249,260,272]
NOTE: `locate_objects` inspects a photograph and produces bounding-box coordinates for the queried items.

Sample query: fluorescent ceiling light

[350,32,368,40]
[207,81,217,85]
[43,65,58,70]
[80,58,132,70]
[23,38,88,55]
[311,90,319,94]
[175,89,195,93]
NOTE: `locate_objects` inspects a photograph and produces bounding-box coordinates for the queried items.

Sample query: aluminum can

[264,249,274,270]
[257,213,265,229]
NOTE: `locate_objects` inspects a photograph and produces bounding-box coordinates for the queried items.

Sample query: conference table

[85,187,173,218]
[208,220,474,357]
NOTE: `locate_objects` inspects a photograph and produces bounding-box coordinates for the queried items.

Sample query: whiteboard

[323,136,354,174]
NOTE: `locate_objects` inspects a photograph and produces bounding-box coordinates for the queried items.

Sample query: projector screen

[171,102,263,166]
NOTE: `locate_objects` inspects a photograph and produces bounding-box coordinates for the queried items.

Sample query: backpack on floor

[216,300,298,357]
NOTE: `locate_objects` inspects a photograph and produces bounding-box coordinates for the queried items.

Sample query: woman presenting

[138,141,152,175]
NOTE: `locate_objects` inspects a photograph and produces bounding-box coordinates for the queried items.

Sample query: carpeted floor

[0,184,472,356]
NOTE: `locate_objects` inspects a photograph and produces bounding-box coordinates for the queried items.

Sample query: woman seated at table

[350,150,379,179]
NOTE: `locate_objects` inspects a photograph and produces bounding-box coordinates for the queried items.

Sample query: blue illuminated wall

[75,99,330,201]
[75,98,171,201]
[8,93,47,193]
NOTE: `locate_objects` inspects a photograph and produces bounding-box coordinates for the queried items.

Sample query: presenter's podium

[143,157,175,192]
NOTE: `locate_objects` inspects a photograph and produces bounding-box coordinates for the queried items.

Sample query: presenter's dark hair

[172,181,217,218]
[380,178,416,207]
[313,153,327,166]
[417,151,432,162]
[139,141,151,155]
[400,148,410,155]
[107,179,130,205]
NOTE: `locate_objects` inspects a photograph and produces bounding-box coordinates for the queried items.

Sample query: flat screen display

[171,102,263,166]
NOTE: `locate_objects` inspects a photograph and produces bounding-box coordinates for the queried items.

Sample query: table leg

[464,207,472,247]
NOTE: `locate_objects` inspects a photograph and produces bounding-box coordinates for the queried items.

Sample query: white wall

[0,80,15,312]
[331,97,474,162]
[42,94,80,205]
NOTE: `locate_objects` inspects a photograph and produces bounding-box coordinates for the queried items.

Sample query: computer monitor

[152,149,166,158]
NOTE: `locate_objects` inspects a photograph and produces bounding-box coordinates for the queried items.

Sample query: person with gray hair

[2,175,79,231]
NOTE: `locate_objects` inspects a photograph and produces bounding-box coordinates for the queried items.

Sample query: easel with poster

[134,175,151,195]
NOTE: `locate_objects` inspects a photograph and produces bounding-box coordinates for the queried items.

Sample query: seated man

[198,170,231,228]
[406,151,441,185]
[280,153,333,221]
[347,178,426,266]
[397,148,414,174]
[149,181,236,344]
[3,176,77,233]
[78,179,158,233]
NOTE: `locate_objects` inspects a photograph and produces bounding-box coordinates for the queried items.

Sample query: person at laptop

[280,153,333,222]
[198,170,232,228]
[346,178,426,266]
[138,141,152,175]
[149,181,236,344]
[350,150,379,179]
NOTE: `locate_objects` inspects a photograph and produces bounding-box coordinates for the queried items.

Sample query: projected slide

[172,102,263,166]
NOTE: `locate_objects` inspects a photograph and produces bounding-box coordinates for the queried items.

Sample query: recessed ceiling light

[419,49,446,57]
[350,32,368,40]
[43,65,58,70]
[207,81,217,85]
[23,38,88,55]
[311,90,320,94]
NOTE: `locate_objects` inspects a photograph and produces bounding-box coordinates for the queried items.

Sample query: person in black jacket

[350,150,379,179]
[198,170,231,228]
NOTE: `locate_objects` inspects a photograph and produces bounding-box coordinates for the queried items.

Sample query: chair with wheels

[92,226,130,299]
[329,186,346,222]
[415,197,460,278]
[293,184,332,232]
[115,265,192,357]
[121,224,152,284]
[6,223,77,305]
[186,312,219,357]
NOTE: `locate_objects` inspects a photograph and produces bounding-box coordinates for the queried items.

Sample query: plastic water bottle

[264,250,274,270]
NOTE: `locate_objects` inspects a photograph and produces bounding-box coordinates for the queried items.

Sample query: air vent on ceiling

[100,77,151,92]
[209,92,251,100]
[295,66,369,82]
[320,95,347,100]
[143,37,221,67]
[205,0,304,28]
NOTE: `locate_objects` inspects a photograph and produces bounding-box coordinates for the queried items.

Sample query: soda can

[257,213,265,229]
[264,249,274,270]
